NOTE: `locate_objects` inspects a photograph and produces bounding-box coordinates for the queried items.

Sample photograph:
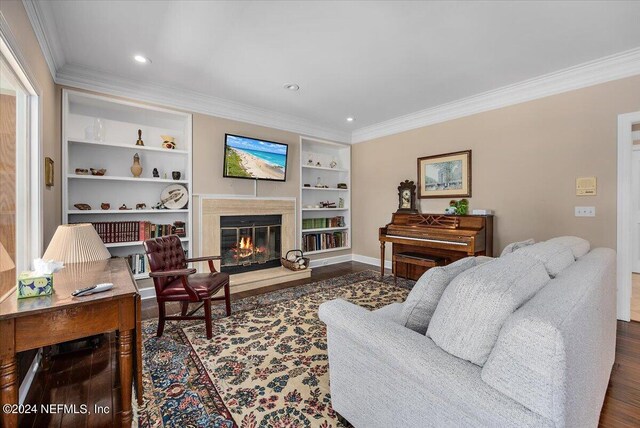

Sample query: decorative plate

[160,184,188,209]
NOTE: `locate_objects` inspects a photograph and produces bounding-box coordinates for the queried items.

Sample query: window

[0,34,41,297]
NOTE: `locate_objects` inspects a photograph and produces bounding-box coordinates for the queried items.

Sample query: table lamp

[43,224,111,263]
[0,241,15,272]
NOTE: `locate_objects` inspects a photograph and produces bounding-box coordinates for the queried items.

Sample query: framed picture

[417,150,471,198]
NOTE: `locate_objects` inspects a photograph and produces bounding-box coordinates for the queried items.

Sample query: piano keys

[379,212,493,280]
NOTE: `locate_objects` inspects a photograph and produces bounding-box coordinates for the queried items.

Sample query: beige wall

[1,0,60,247]
[353,75,640,260]
[191,114,349,260]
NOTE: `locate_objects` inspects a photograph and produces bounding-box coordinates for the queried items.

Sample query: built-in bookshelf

[62,89,193,283]
[299,136,351,255]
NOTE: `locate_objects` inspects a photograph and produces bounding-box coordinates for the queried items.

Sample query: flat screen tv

[223,133,288,182]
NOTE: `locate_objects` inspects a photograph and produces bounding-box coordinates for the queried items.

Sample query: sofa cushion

[514,241,575,277]
[427,253,551,366]
[400,257,491,334]
[546,236,590,258]
[500,238,535,257]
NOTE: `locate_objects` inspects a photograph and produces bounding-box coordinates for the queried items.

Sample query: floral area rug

[137,270,413,428]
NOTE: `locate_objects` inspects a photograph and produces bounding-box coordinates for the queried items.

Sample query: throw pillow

[514,241,575,277]
[500,239,535,257]
[400,257,492,334]
[427,252,550,366]
[546,236,590,259]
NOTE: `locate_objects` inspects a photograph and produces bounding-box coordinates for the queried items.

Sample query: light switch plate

[575,206,595,217]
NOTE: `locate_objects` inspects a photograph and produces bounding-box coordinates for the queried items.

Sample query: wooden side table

[0,258,142,428]
[393,252,444,284]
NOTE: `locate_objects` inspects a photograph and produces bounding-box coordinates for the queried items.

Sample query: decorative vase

[93,118,105,142]
[172,171,181,180]
[131,153,143,177]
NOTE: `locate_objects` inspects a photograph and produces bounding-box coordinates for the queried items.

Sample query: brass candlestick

[136,129,144,146]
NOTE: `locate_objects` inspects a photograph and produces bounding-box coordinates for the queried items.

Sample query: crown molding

[56,64,350,142]
[22,0,63,80]
[351,47,640,143]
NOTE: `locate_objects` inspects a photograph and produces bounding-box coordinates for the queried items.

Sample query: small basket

[281,250,310,271]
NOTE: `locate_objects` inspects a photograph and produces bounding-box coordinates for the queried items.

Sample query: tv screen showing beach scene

[223,134,288,181]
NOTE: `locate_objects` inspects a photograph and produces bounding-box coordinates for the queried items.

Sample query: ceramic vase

[131,153,143,177]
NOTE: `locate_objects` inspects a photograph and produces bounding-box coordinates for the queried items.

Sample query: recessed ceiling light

[284,83,299,91]
[134,55,150,64]
[346,117,355,122]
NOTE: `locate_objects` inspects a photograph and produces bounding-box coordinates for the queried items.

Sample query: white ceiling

[27,1,640,141]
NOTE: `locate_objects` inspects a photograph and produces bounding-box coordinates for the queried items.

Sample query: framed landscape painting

[417,150,471,198]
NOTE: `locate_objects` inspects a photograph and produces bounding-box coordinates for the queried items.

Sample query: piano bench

[393,253,444,284]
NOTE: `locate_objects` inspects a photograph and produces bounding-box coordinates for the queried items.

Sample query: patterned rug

[137,270,413,428]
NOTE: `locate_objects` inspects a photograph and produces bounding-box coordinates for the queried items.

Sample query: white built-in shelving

[62,89,193,283]
[299,136,351,255]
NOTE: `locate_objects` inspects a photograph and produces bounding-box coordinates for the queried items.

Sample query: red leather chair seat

[158,272,229,300]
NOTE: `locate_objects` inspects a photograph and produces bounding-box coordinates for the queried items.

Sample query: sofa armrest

[318,299,551,428]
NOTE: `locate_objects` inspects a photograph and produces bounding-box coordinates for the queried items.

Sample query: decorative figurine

[130,153,143,177]
[337,183,348,189]
[100,203,110,210]
[73,203,91,210]
[152,168,159,178]
[75,168,89,175]
[307,156,314,165]
[152,201,165,210]
[135,203,146,210]
[136,129,144,146]
[316,161,322,167]
[119,204,132,210]
[338,197,344,208]
[330,159,337,169]
[447,199,469,215]
[172,171,181,180]
[161,135,176,150]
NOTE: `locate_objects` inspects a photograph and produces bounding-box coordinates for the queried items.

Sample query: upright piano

[379,212,493,280]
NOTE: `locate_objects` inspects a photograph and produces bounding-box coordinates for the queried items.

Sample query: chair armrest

[186,256,221,273]
[185,256,222,263]
[148,268,197,278]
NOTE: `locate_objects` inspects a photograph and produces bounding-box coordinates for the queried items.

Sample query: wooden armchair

[143,235,231,339]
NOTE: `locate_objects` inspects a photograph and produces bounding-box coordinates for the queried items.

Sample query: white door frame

[617,111,640,321]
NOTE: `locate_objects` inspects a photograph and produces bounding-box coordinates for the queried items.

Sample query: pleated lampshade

[0,241,15,272]
[43,224,111,263]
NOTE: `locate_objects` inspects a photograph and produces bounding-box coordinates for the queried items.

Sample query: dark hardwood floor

[19,262,640,427]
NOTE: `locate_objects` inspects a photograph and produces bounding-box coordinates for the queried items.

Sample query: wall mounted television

[223,134,288,182]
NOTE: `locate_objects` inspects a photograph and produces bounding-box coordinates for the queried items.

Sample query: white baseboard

[309,254,352,268]
[352,253,391,270]
[19,349,41,405]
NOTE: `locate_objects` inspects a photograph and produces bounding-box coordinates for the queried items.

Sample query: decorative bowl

[90,168,106,176]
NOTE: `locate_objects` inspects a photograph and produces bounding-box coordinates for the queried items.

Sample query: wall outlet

[575,206,595,217]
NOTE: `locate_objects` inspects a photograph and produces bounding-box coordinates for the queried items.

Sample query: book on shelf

[79,220,187,244]
[302,231,348,252]
[302,216,345,230]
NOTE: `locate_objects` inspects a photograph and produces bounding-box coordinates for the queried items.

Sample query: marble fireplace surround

[201,197,309,293]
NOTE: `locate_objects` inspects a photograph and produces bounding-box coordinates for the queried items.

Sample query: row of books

[302,216,345,230]
[302,231,348,252]
[88,221,187,244]
[126,253,149,276]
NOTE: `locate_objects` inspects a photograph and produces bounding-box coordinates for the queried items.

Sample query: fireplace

[220,215,282,274]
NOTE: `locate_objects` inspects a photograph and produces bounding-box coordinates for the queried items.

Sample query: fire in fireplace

[220,215,282,274]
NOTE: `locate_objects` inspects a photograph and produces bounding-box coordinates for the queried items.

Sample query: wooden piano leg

[380,241,385,278]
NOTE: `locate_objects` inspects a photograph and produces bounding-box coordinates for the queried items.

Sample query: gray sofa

[319,246,616,427]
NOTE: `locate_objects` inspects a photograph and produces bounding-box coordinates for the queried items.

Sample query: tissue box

[17,271,53,299]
